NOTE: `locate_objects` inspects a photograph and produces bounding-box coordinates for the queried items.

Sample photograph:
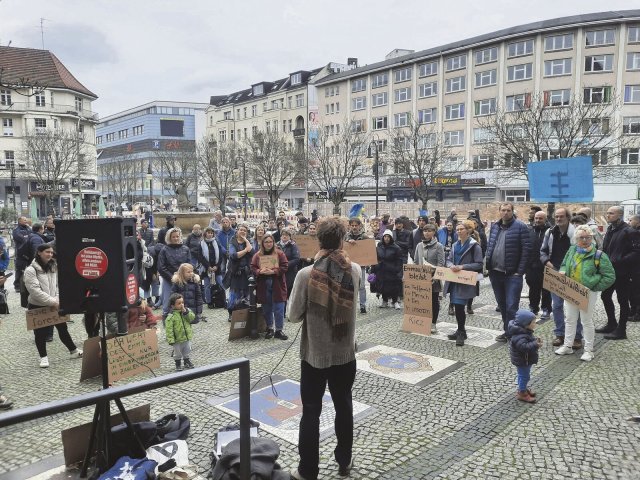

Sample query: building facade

[314,10,640,203]
[0,46,99,217]
[96,101,207,210]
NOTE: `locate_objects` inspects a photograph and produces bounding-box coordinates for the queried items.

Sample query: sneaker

[69,349,83,359]
[431,325,438,335]
[516,390,536,403]
[555,345,574,355]
[338,459,354,477]
[495,333,508,342]
[183,358,194,369]
[540,310,551,320]
[274,330,288,340]
[595,324,616,334]
[394,302,402,310]
[0,395,13,410]
[39,357,49,368]
[466,307,474,315]
[265,328,274,339]
[447,330,467,340]
[580,351,594,362]
[46,336,53,343]
[604,330,627,340]
[360,305,367,314]
[379,301,389,308]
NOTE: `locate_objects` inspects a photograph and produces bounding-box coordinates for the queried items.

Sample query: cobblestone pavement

[0,280,639,479]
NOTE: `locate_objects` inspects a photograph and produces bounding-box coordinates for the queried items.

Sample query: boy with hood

[508,309,541,404]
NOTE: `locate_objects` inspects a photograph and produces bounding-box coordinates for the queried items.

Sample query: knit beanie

[514,309,536,328]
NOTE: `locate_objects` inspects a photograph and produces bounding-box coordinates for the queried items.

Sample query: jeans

[298,360,356,479]
[516,365,531,392]
[564,291,597,352]
[551,292,583,340]
[263,277,285,330]
[161,277,173,319]
[359,266,367,307]
[526,270,552,314]
[601,273,631,331]
[489,271,524,333]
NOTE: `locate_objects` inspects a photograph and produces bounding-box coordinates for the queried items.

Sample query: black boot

[447,330,467,340]
[595,323,617,334]
[175,359,183,371]
[183,358,194,369]
[456,331,465,346]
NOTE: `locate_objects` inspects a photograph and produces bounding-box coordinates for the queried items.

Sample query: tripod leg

[80,404,101,478]
[114,398,147,455]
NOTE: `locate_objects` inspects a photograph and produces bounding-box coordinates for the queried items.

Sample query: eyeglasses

[577,236,593,240]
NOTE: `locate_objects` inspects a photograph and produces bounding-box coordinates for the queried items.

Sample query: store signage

[71,178,96,189]
[30,181,69,192]
[432,177,486,187]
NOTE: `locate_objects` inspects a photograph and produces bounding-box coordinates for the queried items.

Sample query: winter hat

[382,229,393,238]
[513,309,536,328]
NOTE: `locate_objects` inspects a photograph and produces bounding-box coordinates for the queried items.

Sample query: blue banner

[527,157,594,202]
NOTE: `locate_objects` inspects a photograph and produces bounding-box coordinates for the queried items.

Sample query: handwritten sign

[106,330,160,383]
[343,238,378,266]
[543,266,589,311]
[295,235,320,259]
[259,255,278,270]
[26,306,70,331]
[401,264,432,335]
[229,307,266,340]
[433,267,478,286]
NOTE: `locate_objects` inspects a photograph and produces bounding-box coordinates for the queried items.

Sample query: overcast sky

[1,0,635,117]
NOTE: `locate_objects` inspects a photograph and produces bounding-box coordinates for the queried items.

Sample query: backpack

[17,236,33,263]
[594,249,603,273]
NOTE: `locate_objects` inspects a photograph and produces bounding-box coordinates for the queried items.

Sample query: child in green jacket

[165,293,196,371]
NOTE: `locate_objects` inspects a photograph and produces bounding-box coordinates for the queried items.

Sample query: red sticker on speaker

[75,247,108,279]
[125,273,138,305]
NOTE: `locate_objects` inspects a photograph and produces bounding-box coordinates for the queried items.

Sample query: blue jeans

[489,271,524,333]
[161,277,173,319]
[202,274,224,304]
[263,277,285,330]
[551,292,583,340]
[516,365,531,392]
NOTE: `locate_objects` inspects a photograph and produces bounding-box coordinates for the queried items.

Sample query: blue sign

[527,157,594,202]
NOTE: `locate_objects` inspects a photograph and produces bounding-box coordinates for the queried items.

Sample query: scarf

[200,238,219,266]
[308,249,354,341]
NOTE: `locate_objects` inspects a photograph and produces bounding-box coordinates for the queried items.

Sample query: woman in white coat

[24,244,82,368]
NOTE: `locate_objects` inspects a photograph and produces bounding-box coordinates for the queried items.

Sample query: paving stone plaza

[0,280,638,479]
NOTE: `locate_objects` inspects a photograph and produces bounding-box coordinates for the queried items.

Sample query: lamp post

[9,161,16,223]
[147,160,153,225]
[242,160,248,222]
[367,140,381,217]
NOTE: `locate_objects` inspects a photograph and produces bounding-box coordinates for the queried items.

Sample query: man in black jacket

[410,216,428,261]
[629,215,640,322]
[157,215,176,245]
[12,216,31,292]
[139,219,154,246]
[526,211,551,318]
[597,206,640,340]
[392,218,412,264]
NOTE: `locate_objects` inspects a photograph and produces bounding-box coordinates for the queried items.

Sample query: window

[475,69,496,87]
[623,117,640,134]
[352,96,366,110]
[372,72,389,88]
[544,89,571,106]
[325,105,330,114]
[4,150,14,161]
[419,61,438,77]
[418,133,437,149]
[394,87,412,102]
[95,135,102,144]
[106,133,115,142]
[474,98,496,116]
[444,130,464,146]
[445,76,466,93]
[585,55,613,72]
[290,73,301,85]
[394,67,412,83]
[394,112,410,127]
[263,102,268,112]
[252,125,258,136]
[335,102,340,113]
[352,78,366,92]
[251,105,257,117]
[352,119,366,133]
[243,107,247,118]
[585,29,615,47]
[582,118,609,135]
[584,86,612,104]
[504,153,527,168]
[507,63,533,82]
[445,103,465,120]
[0,90,11,105]
[118,129,128,139]
[35,118,46,128]
[373,116,388,130]
[473,128,494,144]
[504,189,529,202]
[474,46,498,65]
[625,85,640,104]
[50,91,54,107]
[2,118,13,136]
[583,149,608,166]
[253,84,264,96]
[472,154,494,169]
[219,129,227,142]
[446,54,466,72]
[288,119,292,132]
[418,108,437,124]
[295,94,304,107]
[75,96,83,111]
[506,93,531,111]
[629,26,640,44]
[223,111,231,120]
[372,92,388,107]
[271,100,279,110]
[621,148,640,164]
[35,92,46,107]
[545,33,574,51]
[544,58,572,76]
[507,39,533,57]
[230,129,235,141]
[443,156,463,171]
[394,136,411,151]
[627,52,640,70]
[418,81,437,98]
[160,119,184,136]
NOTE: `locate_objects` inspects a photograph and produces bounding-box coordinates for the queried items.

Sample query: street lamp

[234,154,248,221]
[9,161,16,223]
[147,160,153,221]
[367,139,381,217]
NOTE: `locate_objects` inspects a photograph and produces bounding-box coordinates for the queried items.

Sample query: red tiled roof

[0,46,97,98]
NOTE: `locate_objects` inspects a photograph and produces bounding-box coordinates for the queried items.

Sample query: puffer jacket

[184,233,204,260]
[392,228,412,260]
[444,238,483,300]
[372,239,404,291]
[158,243,191,282]
[414,238,445,292]
[507,320,539,367]
[486,218,531,275]
[560,245,616,292]
[171,276,203,315]
[165,308,196,345]
[602,220,640,275]
[24,259,58,307]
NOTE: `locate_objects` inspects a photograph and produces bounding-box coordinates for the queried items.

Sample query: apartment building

[0,46,99,216]
[314,10,640,203]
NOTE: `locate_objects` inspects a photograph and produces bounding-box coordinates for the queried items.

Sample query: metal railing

[0,358,252,479]
[1,101,99,121]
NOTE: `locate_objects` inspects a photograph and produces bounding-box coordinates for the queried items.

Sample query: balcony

[293,128,305,138]
[0,101,99,121]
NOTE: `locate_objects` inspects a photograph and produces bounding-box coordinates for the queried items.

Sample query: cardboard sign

[543,266,590,311]
[106,329,160,383]
[259,254,278,270]
[401,264,432,335]
[229,307,267,340]
[295,235,320,259]
[26,306,70,331]
[343,238,378,266]
[433,267,478,286]
[80,326,146,381]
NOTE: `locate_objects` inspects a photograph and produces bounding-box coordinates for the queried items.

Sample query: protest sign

[401,264,432,335]
[229,307,266,340]
[80,326,146,381]
[26,306,70,331]
[295,235,320,259]
[106,329,160,383]
[543,266,589,311]
[433,267,478,286]
[343,238,378,266]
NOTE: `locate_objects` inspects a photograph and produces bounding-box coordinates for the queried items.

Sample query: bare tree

[388,117,455,211]
[20,127,91,215]
[308,118,369,214]
[197,137,242,212]
[244,130,303,219]
[153,142,198,211]
[0,68,48,113]
[99,148,137,210]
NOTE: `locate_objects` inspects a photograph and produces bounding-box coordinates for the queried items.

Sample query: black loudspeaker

[55,218,139,315]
